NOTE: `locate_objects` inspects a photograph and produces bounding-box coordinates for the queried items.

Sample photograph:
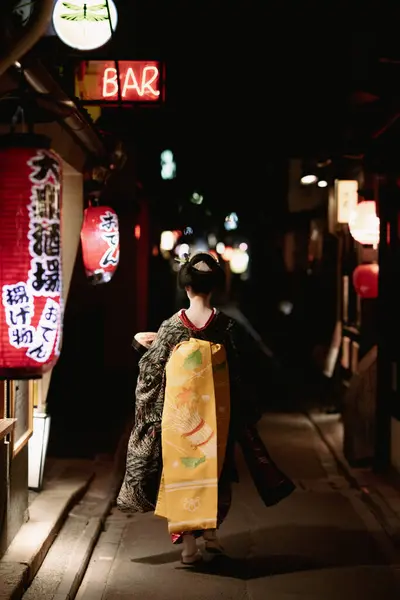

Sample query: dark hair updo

[178,252,226,295]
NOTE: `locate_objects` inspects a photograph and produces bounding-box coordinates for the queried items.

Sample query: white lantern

[349,201,380,246]
[52,0,118,51]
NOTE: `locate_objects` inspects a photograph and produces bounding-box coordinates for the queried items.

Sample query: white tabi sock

[182,533,197,557]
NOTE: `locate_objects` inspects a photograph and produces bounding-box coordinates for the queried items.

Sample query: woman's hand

[134,332,157,349]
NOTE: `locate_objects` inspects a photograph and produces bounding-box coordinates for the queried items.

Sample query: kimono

[117,309,295,540]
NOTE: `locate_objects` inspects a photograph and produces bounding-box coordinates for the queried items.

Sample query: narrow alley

[24,411,400,600]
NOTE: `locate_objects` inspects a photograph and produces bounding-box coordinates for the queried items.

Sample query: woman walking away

[117,252,295,565]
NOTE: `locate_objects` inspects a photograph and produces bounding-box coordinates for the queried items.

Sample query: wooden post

[374,176,398,471]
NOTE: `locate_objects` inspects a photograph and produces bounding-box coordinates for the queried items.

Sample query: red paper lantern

[80,205,120,284]
[352,263,379,298]
[0,134,63,379]
[348,201,380,246]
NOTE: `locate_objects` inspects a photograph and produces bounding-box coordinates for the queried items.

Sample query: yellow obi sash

[155,338,230,534]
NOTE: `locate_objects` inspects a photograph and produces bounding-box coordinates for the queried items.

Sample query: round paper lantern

[80,205,120,284]
[352,263,379,298]
[0,134,63,379]
[349,201,380,246]
[52,0,118,51]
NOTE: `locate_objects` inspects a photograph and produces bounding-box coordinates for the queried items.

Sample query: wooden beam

[0,418,17,440]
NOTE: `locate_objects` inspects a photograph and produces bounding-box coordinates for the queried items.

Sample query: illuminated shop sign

[52,0,118,51]
[75,60,164,104]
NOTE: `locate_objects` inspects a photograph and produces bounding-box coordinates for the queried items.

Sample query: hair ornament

[174,253,190,265]
[192,261,213,272]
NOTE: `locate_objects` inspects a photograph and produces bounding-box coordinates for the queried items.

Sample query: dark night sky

[114,2,400,143]
[108,1,355,141]
[42,3,400,215]
[32,2,400,155]
[98,4,351,213]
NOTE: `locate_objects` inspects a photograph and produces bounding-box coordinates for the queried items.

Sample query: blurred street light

[300,174,317,185]
[230,249,249,274]
[224,212,238,231]
[161,149,176,180]
[160,230,176,251]
[190,191,203,205]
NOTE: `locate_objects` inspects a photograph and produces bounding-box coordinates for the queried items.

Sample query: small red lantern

[80,204,120,284]
[352,263,379,298]
[0,134,63,379]
[348,201,380,246]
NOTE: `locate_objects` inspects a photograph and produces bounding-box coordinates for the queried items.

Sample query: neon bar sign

[75,60,163,103]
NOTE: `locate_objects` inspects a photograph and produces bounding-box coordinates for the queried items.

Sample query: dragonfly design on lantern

[60,2,110,22]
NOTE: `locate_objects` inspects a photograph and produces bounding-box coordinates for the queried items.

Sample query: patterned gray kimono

[117,310,294,514]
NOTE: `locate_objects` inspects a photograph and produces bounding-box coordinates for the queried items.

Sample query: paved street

[74,412,400,600]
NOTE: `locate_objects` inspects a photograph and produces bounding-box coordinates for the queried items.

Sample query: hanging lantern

[0,134,63,379]
[352,263,379,298]
[348,201,380,246]
[80,204,120,284]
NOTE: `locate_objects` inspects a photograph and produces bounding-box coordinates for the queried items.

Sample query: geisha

[117,252,295,565]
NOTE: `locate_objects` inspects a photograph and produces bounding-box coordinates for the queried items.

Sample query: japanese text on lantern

[1,150,62,363]
[99,210,119,268]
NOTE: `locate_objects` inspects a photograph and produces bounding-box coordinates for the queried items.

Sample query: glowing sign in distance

[190,192,203,205]
[224,212,238,231]
[52,0,118,51]
[161,150,176,180]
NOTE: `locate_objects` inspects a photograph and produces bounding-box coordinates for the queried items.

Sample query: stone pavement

[0,458,95,600]
[0,419,131,600]
[308,409,400,549]
[74,412,400,600]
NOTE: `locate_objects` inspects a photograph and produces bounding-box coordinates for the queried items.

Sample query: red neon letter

[122,67,141,97]
[103,67,118,97]
[101,63,160,100]
[141,66,160,98]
